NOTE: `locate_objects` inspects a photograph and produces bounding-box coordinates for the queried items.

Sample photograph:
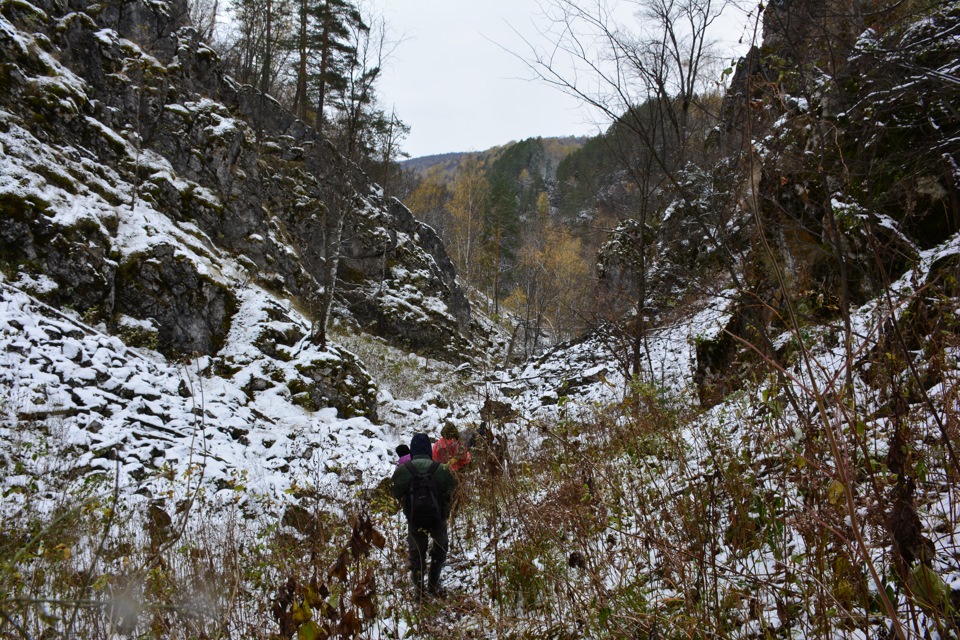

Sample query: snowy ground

[4,231,960,637]
[0,278,393,517]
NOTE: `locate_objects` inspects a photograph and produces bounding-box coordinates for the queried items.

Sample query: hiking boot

[427,564,444,598]
[411,572,425,602]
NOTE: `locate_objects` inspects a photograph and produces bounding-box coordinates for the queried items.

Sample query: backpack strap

[404,460,440,476]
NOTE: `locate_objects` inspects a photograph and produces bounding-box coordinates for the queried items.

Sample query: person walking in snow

[432,424,472,472]
[391,433,457,600]
[395,443,411,466]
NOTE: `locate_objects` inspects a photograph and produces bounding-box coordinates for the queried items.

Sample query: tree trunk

[293,0,308,120]
[257,0,272,141]
[315,1,331,132]
[315,171,349,348]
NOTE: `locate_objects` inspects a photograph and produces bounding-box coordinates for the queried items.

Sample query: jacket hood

[410,433,433,458]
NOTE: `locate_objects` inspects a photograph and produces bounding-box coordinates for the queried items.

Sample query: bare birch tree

[520,0,734,378]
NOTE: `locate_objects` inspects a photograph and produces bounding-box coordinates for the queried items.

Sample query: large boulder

[293,349,378,420]
[115,244,237,357]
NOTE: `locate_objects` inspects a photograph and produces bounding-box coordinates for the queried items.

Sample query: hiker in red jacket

[432,424,472,472]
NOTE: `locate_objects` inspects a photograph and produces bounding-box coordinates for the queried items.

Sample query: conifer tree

[483,174,520,315]
[294,0,365,132]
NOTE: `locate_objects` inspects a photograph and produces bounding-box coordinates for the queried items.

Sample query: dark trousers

[407,520,448,590]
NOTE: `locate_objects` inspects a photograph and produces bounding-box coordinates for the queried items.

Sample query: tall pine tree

[483,174,519,315]
[293,0,365,132]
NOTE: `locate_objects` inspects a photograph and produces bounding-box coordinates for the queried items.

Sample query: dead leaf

[370,527,386,550]
[328,549,350,582]
[351,568,377,619]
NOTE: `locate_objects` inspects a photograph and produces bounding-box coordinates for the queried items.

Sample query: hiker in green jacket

[391,433,458,599]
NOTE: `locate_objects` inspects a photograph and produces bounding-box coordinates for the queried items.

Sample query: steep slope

[0,0,495,569]
[443,2,960,637]
[0,0,478,370]
[0,280,386,503]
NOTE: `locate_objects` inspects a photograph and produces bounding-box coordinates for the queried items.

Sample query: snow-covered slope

[0,277,394,514]
[0,0,503,535]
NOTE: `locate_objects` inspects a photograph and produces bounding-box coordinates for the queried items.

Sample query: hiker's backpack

[404,461,442,528]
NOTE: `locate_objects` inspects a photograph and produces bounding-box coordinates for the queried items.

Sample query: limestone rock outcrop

[0,0,479,424]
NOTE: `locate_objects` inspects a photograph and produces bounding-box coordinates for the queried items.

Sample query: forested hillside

[2,0,960,638]
[402,135,598,358]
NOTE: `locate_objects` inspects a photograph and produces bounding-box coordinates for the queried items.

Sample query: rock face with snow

[671,2,960,404]
[0,280,390,510]
[0,0,478,428]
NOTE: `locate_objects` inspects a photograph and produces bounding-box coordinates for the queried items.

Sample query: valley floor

[4,233,960,638]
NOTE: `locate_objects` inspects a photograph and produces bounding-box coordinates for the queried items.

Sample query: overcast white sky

[373,0,754,159]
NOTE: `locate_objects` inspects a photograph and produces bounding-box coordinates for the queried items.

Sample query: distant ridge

[402,136,589,178]
[402,151,473,176]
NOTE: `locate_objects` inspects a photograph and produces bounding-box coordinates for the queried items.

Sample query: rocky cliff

[0,0,484,429]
